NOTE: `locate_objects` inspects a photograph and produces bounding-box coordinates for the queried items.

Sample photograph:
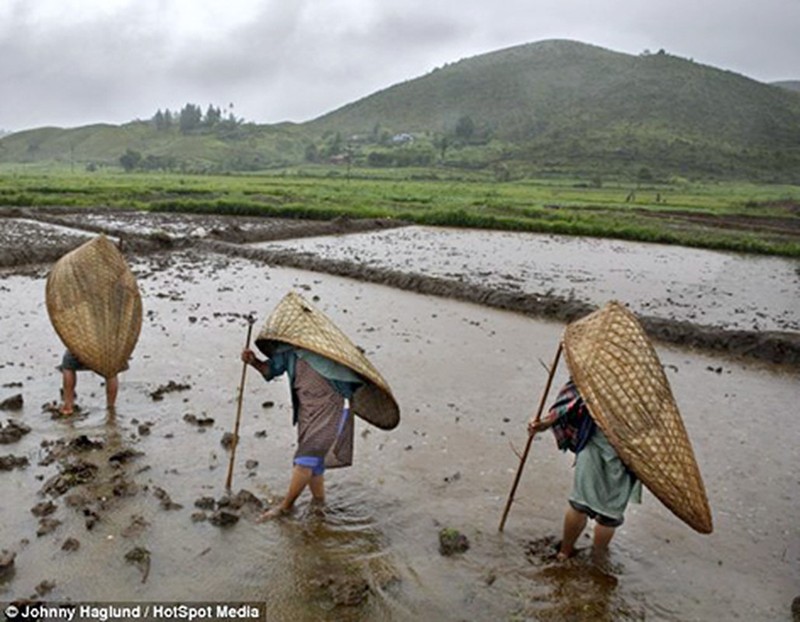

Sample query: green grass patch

[1,169,798,257]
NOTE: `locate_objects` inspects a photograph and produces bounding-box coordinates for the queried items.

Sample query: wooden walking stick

[225,315,255,492]
[498,342,563,532]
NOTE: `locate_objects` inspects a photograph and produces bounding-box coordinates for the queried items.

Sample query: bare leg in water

[59,369,77,416]
[591,523,616,564]
[258,465,325,520]
[557,505,588,560]
[557,505,618,561]
[105,375,118,411]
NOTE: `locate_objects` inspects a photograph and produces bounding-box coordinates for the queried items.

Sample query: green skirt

[570,428,642,522]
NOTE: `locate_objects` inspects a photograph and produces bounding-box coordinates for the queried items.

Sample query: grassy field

[1,166,799,257]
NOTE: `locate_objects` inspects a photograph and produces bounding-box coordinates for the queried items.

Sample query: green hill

[308,40,800,179]
[772,80,800,93]
[2,39,800,181]
[0,120,309,173]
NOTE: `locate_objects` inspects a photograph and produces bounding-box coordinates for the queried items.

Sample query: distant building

[391,133,414,144]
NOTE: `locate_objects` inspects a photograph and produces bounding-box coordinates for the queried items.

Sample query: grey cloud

[1,0,798,131]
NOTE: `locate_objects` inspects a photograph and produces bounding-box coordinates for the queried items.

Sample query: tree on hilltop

[179,103,203,133]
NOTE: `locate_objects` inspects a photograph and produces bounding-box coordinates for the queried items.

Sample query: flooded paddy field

[0,210,798,621]
[253,226,800,333]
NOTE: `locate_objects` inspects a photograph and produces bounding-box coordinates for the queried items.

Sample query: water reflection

[519,537,638,621]
[267,488,403,620]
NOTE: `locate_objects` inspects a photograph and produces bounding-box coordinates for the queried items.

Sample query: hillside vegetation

[773,80,800,93]
[0,119,308,174]
[310,40,800,180]
[1,40,800,181]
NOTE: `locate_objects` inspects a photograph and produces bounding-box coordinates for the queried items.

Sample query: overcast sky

[1,0,798,132]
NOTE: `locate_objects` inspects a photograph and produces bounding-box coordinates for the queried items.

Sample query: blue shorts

[57,351,128,374]
[58,351,88,371]
[569,500,624,527]
[294,455,325,476]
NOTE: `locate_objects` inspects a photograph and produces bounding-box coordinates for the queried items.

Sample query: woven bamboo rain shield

[563,301,713,534]
[46,235,142,379]
[255,291,400,430]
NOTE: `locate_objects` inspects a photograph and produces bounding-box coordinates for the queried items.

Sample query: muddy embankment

[0,207,404,268]
[3,207,799,368]
[203,240,800,368]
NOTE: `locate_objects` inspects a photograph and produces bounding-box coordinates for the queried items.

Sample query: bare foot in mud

[44,402,81,418]
[308,498,326,517]
[526,536,580,565]
[555,545,578,562]
[256,506,290,522]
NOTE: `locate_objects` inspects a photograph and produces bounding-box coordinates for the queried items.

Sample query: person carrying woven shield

[529,379,642,561]
[46,235,141,418]
[241,291,400,522]
[242,345,363,520]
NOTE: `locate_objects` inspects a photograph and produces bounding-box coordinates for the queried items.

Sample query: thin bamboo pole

[225,316,255,492]
[498,342,563,532]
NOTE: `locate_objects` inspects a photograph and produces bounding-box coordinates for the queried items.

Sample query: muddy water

[0,250,797,621]
[254,226,800,333]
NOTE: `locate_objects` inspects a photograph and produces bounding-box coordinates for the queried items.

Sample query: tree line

[151,103,243,134]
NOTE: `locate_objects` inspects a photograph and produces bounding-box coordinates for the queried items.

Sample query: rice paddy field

[0,174,798,621]
[1,169,799,257]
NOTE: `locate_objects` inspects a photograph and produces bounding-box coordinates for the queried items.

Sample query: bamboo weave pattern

[563,301,712,533]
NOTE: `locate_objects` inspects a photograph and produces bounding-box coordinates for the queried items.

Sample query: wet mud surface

[0,206,403,269]
[250,225,800,353]
[0,209,798,620]
[3,208,798,367]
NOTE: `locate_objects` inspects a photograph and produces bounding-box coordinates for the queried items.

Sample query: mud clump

[312,574,371,607]
[30,501,57,517]
[35,580,56,596]
[0,550,15,577]
[0,454,29,471]
[61,538,80,552]
[152,487,183,511]
[0,419,31,444]
[195,489,265,525]
[525,535,562,566]
[217,489,264,511]
[108,448,144,464]
[183,413,214,427]
[125,546,151,583]
[209,510,239,527]
[36,517,62,537]
[194,496,216,511]
[438,527,470,556]
[42,460,99,496]
[39,435,105,466]
[0,394,23,411]
[121,515,150,538]
[150,381,191,401]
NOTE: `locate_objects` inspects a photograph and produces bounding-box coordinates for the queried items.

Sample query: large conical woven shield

[46,235,142,379]
[255,291,400,430]
[563,301,712,534]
